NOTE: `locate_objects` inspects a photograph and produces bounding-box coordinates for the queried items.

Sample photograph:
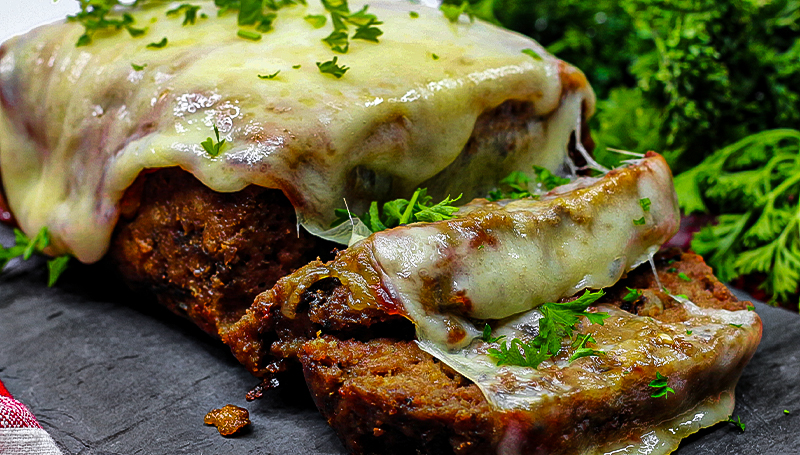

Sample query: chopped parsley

[322,30,350,53]
[746,304,755,311]
[146,37,168,49]
[316,56,349,78]
[333,188,462,232]
[785,409,791,414]
[481,324,506,343]
[131,63,147,71]
[639,197,652,212]
[622,287,642,303]
[258,71,281,79]
[304,14,327,28]
[678,272,692,282]
[487,290,608,369]
[667,267,678,273]
[477,244,485,250]
[201,125,227,157]
[488,171,533,201]
[534,166,570,190]
[431,53,440,60]
[352,22,383,42]
[1,227,70,287]
[727,415,746,432]
[409,11,419,18]
[648,372,675,399]
[521,48,543,61]
[730,323,743,328]
[686,330,693,335]
[68,1,147,47]
[633,217,646,226]
[166,4,202,26]
[292,64,302,69]
[237,29,262,40]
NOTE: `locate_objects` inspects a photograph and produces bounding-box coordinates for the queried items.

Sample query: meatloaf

[230,250,759,454]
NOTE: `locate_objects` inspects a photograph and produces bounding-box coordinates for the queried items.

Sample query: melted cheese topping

[373,154,679,348]
[0,0,593,262]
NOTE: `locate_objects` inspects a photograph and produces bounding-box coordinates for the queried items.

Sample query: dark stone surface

[1,244,799,454]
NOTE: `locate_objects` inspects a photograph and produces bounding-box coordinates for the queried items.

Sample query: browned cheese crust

[223,250,756,454]
[109,168,333,336]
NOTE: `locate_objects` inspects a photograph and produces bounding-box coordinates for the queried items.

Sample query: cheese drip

[0,0,593,262]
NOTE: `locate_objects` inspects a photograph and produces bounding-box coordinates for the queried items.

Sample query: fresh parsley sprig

[1,227,70,287]
[648,371,675,399]
[201,125,227,157]
[727,415,746,432]
[674,129,800,306]
[333,188,462,233]
[487,290,608,369]
[481,324,506,344]
[439,0,499,24]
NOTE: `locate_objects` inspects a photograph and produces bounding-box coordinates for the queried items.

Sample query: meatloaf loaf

[228,250,759,454]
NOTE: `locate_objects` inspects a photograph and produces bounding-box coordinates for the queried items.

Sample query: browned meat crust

[109,168,332,336]
[288,251,754,455]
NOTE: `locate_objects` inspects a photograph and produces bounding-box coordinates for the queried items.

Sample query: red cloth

[0,378,63,454]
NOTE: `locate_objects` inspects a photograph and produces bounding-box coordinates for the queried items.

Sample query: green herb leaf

[730,323,743,328]
[292,64,301,69]
[568,333,604,363]
[521,48,542,60]
[785,409,791,414]
[146,37,168,49]
[440,1,468,22]
[47,256,70,287]
[488,290,608,369]
[727,415,745,432]
[648,371,675,399]
[201,125,227,157]
[304,14,327,28]
[352,23,382,43]
[237,29,262,40]
[258,71,281,79]
[622,287,642,303]
[633,217,646,226]
[639,198,651,212]
[409,11,419,18]
[746,304,755,311]
[322,30,349,53]
[487,171,533,201]
[1,227,70,286]
[316,56,349,78]
[166,4,202,25]
[678,272,692,282]
[331,188,462,232]
[431,53,440,60]
[686,330,693,335]
[481,324,506,343]
[533,166,570,190]
[131,63,147,71]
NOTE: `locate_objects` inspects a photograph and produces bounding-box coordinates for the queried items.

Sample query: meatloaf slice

[110,168,333,336]
[232,251,759,454]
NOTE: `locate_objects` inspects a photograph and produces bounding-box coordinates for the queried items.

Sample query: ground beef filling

[110,168,333,336]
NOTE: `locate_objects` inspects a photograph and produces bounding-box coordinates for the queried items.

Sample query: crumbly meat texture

[109,168,333,336]
[230,250,753,454]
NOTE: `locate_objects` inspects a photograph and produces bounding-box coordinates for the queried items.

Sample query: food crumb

[204,404,251,436]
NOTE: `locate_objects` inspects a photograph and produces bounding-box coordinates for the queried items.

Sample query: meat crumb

[204,404,251,436]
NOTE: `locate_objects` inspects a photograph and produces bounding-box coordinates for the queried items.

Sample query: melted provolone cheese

[0,0,593,262]
[373,153,679,348]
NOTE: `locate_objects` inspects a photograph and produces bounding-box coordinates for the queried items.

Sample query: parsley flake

[292,64,302,69]
[785,409,791,414]
[667,267,678,273]
[1,227,70,287]
[686,330,693,335]
[533,166,570,190]
[727,415,745,432]
[316,56,349,78]
[201,125,227,157]
[409,11,419,18]
[648,372,675,399]
[146,37,168,49]
[322,30,350,53]
[166,4,202,26]
[568,333,605,363]
[332,188,462,232]
[488,171,533,201]
[237,29,262,41]
[68,2,147,47]
[640,197,652,212]
[633,217,646,226]
[258,71,281,80]
[304,14,327,28]
[622,287,642,303]
[522,48,543,61]
[432,53,440,60]
[487,290,608,369]
[730,323,743,328]
[747,304,755,311]
[131,63,147,71]
[678,272,692,282]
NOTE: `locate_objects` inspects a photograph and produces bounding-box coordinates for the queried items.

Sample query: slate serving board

[1,232,800,454]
